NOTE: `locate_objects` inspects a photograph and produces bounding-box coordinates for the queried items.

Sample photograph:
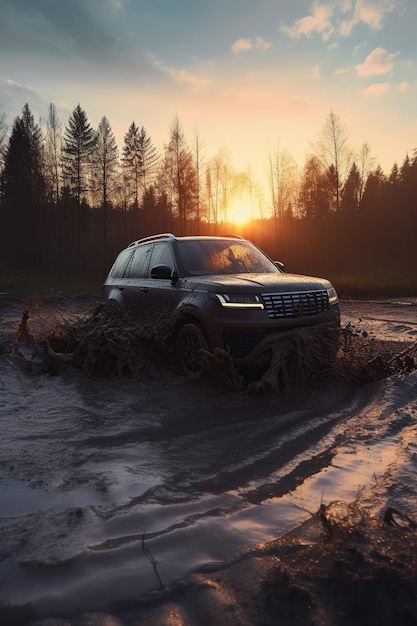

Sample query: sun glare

[229,193,254,225]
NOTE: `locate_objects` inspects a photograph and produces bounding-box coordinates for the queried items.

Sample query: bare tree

[314,110,352,212]
[357,142,375,203]
[267,143,299,221]
[205,147,234,224]
[193,129,205,231]
[44,103,62,206]
[163,116,197,233]
[0,109,8,174]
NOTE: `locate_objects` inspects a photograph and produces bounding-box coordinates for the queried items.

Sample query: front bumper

[224,319,341,366]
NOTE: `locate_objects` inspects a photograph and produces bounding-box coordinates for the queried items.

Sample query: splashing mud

[0,294,417,624]
[6,294,417,390]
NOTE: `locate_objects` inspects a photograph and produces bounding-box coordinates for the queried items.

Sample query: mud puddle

[0,295,416,622]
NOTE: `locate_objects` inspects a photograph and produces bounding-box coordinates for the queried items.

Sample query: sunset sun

[229,192,254,225]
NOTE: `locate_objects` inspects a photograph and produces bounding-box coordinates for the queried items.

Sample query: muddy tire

[175,323,209,375]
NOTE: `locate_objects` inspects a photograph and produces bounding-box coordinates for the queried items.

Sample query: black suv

[103,233,340,373]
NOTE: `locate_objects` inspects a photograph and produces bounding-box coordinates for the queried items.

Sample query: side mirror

[150,264,173,279]
[275,261,284,272]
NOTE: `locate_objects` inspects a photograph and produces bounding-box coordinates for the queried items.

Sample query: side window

[126,244,153,278]
[149,243,175,271]
[110,248,134,278]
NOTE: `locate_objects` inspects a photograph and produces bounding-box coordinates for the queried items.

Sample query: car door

[145,242,184,319]
[119,243,153,315]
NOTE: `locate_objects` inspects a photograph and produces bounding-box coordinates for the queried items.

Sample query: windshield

[177,239,279,276]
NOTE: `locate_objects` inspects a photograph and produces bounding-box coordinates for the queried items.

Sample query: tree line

[0,103,416,294]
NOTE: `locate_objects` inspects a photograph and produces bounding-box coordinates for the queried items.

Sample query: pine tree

[122,122,159,210]
[91,115,119,269]
[62,104,96,206]
[61,104,96,269]
[0,104,46,269]
[341,162,361,212]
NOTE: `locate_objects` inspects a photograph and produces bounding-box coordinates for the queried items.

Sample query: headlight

[214,294,264,309]
[327,286,338,304]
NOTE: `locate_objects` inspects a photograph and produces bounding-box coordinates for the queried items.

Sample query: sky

[1,0,416,201]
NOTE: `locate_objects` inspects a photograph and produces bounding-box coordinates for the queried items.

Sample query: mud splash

[8,296,417,393]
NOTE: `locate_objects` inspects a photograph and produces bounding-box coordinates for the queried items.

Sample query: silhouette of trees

[0,101,416,294]
[314,110,352,212]
[91,116,119,270]
[122,122,159,212]
[268,144,299,223]
[205,148,234,225]
[299,156,331,221]
[92,116,119,210]
[0,110,7,173]
[122,121,141,210]
[62,104,96,206]
[341,162,361,212]
[0,103,46,270]
[61,104,97,270]
[162,116,198,234]
[44,103,62,206]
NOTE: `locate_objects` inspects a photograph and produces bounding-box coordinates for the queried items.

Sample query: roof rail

[127,233,176,248]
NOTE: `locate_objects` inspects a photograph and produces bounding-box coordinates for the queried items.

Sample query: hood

[182,273,332,293]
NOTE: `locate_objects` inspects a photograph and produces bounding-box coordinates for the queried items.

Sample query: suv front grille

[261,290,329,319]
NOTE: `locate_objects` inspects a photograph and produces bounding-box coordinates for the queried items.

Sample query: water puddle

[0,481,104,517]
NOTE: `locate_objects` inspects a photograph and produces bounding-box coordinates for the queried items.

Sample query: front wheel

[175,323,209,375]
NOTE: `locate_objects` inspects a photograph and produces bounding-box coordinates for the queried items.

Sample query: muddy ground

[1,293,417,625]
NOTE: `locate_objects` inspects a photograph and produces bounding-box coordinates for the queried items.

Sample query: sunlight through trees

[0,102,416,292]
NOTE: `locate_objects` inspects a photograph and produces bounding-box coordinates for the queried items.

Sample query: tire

[175,323,209,375]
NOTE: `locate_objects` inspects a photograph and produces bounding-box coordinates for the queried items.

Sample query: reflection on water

[0,481,106,517]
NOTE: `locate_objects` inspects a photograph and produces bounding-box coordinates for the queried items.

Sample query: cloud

[356,47,397,76]
[352,0,394,29]
[150,57,211,87]
[0,76,50,125]
[280,5,334,41]
[0,0,130,63]
[232,38,253,53]
[281,0,395,41]
[312,65,320,79]
[231,37,271,53]
[362,82,390,96]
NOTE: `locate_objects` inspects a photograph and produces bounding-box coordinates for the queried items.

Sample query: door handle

[140,287,149,293]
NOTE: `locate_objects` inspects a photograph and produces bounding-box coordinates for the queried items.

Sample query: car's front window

[177,239,279,275]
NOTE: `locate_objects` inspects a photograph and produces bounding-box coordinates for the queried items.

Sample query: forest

[0,102,416,296]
